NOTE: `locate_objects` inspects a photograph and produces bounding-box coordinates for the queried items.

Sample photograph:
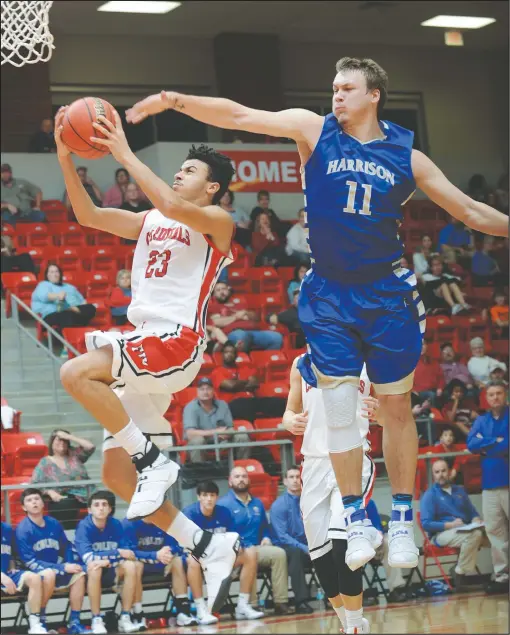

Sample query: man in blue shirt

[437,219,474,267]
[270,466,313,614]
[183,480,263,623]
[467,380,509,594]
[420,460,487,589]
[15,488,86,634]
[219,466,290,614]
[75,490,140,634]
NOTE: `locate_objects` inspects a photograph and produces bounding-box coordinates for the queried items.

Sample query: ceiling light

[98,1,181,14]
[421,15,496,29]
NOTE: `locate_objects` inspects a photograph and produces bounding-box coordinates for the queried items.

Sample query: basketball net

[1,1,54,67]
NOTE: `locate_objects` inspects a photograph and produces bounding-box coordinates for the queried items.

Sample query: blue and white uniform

[298,114,425,390]
[1,521,31,591]
[121,519,183,576]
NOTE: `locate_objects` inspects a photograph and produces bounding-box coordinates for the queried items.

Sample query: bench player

[54,108,239,613]
[126,56,509,571]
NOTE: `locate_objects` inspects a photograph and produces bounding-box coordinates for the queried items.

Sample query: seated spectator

[490,290,509,338]
[120,182,153,214]
[1,235,36,275]
[183,481,264,623]
[420,459,487,589]
[467,381,508,595]
[31,429,95,529]
[285,209,310,266]
[270,466,314,614]
[64,166,102,212]
[16,488,86,634]
[466,173,494,206]
[1,163,46,226]
[1,521,48,635]
[219,466,290,615]
[219,189,251,248]
[250,190,284,238]
[493,173,509,216]
[468,337,507,389]
[422,255,471,315]
[109,269,132,326]
[413,234,434,279]
[122,520,196,629]
[472,236,504,286]
[183,377,250,462]
[251,212,289,267]
[413,341,445,407]
[440,343,475,393]
[433,426,464,480]
[287,263,308,303]
[0,396,17,430]
[205,323,229,354]
[437,219,474,267]
[31,264,96,330]
[209,281,283,352]
[210,341,286,423]
[441,380,479,436]
[400,255,411,269]
[103,168,148,208]
[488,237,509,283]
[28,118,56,153]
[269,289,306,348]
[75,491,140,634]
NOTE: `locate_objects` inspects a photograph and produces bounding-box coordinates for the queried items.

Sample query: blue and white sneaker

[67,621,87,634]
[345,508,382,571]
[388,505,419,568]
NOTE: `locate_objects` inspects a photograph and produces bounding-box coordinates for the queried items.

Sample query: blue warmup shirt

[420,484,480,538]
[467,407,509,490]
[182,502,235,534]
[303,114,415,284]
[219,491,270,547]
[15,515,75,576]
[121,519,182,564]
[269,492,307,553]
[437,224,472,249]
[74,514,126,567]
[365,499,383,533]
[1,522,14,574]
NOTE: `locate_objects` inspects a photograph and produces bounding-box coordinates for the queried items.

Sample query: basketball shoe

[388,505,419,568]
[345,508,383,571]
[345,617,370,633]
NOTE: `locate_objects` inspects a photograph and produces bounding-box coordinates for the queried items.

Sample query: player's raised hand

[54,106,71,159]
[286,410,308,435]
[361,396,379,420]
[126,90,172,124]
[90,111,133,163]
[157,546,174,565]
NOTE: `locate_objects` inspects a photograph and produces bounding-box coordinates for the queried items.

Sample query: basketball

[60,97,116,159]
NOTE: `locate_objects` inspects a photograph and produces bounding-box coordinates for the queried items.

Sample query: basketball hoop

[1,1,54,68]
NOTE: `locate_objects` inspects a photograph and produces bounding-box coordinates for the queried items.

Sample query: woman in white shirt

[468,337,507,388]
[413,234,434,279]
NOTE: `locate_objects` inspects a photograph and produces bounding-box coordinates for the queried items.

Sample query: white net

[1,0,54,67]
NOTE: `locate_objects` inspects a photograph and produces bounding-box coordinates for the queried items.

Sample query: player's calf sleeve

[322,383,362,452]
[311,549,341,599]
[332,539,363,596]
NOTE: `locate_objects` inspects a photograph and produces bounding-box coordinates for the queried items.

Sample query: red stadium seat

[277,267,296,284]
[257,293,286,316]
[2,432,47,477]
[86,272,112,302]
[233,420,254,434]
[228,269,252,295]
[247,268,283,294]
[24,247,45,269]
[62,327,95,357]
[16,223,49,248]
[417,511,456,590]
[90,248,117,275]
[88,302,111,329]
[56,247,82,273]
[41,199,68,222]
[250,350,289,382]
[256,381,289,399]
[212,351,251,367]
[94,231,121,247]
[174,387,197,408]
[1,222,16,239]
[1,272,37,317]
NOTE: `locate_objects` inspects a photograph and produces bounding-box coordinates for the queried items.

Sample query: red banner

[220,150,302,193]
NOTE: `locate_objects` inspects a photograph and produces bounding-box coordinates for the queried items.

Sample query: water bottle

[258,596,265,610]
[316,586,326,613]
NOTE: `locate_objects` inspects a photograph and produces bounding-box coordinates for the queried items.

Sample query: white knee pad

[322,382,362,453]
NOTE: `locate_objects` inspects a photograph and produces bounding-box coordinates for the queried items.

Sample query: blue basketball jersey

[15,515,75,575]
[303,114,415,283]
[121,518,182,564]
[74,514,125,567]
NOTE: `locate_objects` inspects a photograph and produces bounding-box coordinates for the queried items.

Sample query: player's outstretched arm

[282,357,308,435]
[126,90,324,148]
[412,150,508,237]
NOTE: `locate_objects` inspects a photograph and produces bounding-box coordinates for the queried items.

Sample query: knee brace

[312,548,340,599]
[332,540,363,596]
[322,382,362,453]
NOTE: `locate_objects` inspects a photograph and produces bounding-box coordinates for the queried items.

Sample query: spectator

[1,396,17,430]
[219,189,251,248]
[466,173,494,206]
[422,255,471,315]
[270,466,314,614]
[1,521,48,635]
[488,238,509,283]
[219,466,290,615]
[437,219,474,267]
[31,264,96,330]
[28,118,56,153]
[64,166,102,212]
[183,481,264,622]
[400,255,411,269]
[420,459,487,590]
[285,209,310,265]
[1,235,36,275]
[15,488,86,634]
[467,381,509,595]
[103,168,148,208]
[490,290,509,338]
[250,190,284,237]
[269,289,306,348]
[251,212,289,267]
[472,236,504,286]
[183,377,250,462]
[365,500,406,603]
[31,429,95,529]
[75,491,140,634]
[287,263,308,303]
[433,427,463,480]
[493,173,509,216]
[478,368,509,411]
[468,337,507,388]
[441,380,479,436]
[120,182,153,214]
[413,234,434,279]
[109,269,132,326]
[210,341,286,423]
[1,163,45,226]
[413,340,445,406]
[209,281,283,352]
[440,343,475,392]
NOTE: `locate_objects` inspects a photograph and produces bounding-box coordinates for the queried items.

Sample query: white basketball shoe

[345,508,382,571]
[345,617,370,634]
[388,505,419,568]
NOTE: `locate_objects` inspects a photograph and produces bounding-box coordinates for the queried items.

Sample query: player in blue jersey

[1,521,48,634]
[128,57,509,572]
[15,488,86,634]
[121,518,198,628]
[183,481,264,624]
[74,490,141,634]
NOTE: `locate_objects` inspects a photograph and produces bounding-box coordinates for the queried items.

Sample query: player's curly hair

[335,57,388,118]
[186,144,235,204]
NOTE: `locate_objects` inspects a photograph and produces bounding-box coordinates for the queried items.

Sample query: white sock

[167,512,202,551]
[195,597,207,615]
[28,615,41,627]
[133,602,143,614]
[345,608,363,629]
[113,420,152,458]
[333,605,346,629]
[238,593,250,608]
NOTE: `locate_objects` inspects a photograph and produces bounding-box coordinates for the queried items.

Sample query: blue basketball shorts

[297,266,426,390]
[1,569,30,592]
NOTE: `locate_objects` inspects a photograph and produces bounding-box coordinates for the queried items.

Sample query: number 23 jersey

[128,209,235,333]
